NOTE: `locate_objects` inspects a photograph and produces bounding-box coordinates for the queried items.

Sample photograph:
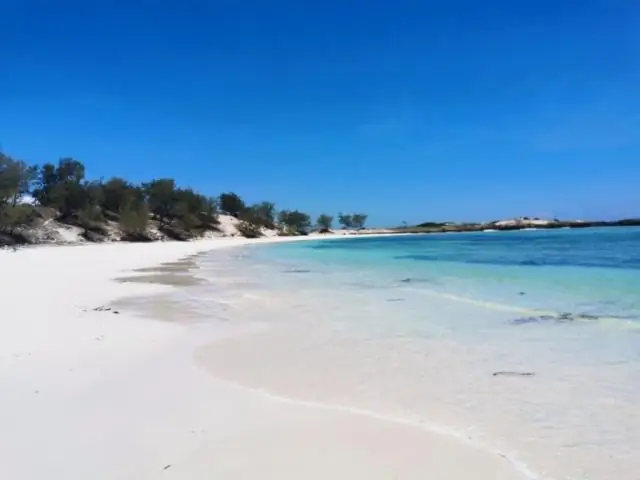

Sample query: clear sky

[1,0,638,225]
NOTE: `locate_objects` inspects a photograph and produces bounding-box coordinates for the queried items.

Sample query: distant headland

[393,216,640,234]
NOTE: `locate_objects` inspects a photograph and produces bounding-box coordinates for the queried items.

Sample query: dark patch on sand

[510,312,601,325]
[82,305,121,314]
[386,298,406,302]
[283,268,312,274]
[133,259,200,274]
[492,371,535,377]
[114,273,206,287]
[110,295,215,323]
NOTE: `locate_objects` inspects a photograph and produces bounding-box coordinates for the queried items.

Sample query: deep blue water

[311,228,640,269]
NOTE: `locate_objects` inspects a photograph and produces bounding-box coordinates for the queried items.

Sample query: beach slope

[0,239,529,479]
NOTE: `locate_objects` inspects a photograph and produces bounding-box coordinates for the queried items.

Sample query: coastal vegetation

[338,213,368,229]
[316,214,333,232]
[0,150,367,245]
[8,150,637,247]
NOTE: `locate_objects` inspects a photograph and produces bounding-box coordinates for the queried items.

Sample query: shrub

[219,192,246,217]
[316,214,333,231]
[236,221,263,238]
[120,205,149,236]
[278,209,311,234]
[0,204,36,232]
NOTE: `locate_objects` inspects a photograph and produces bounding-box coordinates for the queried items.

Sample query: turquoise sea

[265,227,640,323]
[194,227,640,479]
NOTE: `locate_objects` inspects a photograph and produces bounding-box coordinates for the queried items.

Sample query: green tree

[171,191,201,230]
[77,203,104,233]
[142,178,176,223]
[351,213,368,229]
[240,201,276,229]
[219,192,245,218]
[202,196,220,225]
[119,203,150,239]
[1,154,40,234]
[74,180,106,235]
[83,180,105,207]
[253,201,276,228]
[338,213,353,229]
[278,210,311,234]
[172,188,219,229]
[31,163,59,207]
[277,210,289,226]
[32,158,88,217]
[0,153,37,207]
[316,214,333,231]
[101,177,146,215]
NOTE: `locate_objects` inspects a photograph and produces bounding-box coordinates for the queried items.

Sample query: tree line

[0,151,368,241]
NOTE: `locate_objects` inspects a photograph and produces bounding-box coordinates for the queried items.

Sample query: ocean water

[264,227,640,323]
[186,228,640,479]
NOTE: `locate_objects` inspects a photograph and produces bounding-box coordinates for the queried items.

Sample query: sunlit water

[174,228,640,479]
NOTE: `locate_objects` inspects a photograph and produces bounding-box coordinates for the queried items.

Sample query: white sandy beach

[0,237,530,480]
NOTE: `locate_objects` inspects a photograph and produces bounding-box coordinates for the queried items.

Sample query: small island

[393,216,640,234]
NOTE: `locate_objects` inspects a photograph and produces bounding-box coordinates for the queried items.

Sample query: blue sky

[1,0,638,225]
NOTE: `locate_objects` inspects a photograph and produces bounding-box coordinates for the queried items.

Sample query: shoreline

[0,229,403,252]
[4,223,638,255]
[1,235,532,479]
[195,353,539,480]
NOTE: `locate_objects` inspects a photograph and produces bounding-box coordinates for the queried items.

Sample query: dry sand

[0,237,530,479]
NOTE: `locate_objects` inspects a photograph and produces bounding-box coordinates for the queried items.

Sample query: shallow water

[179,228,640,479]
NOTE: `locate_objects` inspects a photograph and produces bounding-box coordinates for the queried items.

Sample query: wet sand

[114,273,206,287]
